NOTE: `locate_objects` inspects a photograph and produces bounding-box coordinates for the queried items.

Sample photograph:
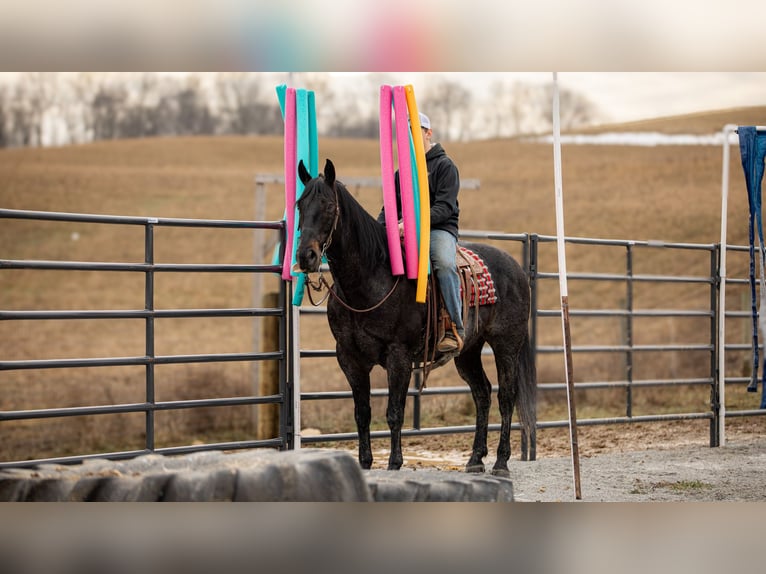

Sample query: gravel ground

[369,435,766,502]
[346,425,766,501]
[505,436,766,501]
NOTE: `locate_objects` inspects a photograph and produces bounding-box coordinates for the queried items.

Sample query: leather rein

[303,183,401,314]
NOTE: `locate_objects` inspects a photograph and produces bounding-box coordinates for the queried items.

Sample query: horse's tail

[517,330,537,461]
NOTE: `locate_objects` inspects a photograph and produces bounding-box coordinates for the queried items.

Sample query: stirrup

[437,324,463,353]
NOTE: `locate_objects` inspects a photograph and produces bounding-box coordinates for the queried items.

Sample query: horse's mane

[333,179,391,271]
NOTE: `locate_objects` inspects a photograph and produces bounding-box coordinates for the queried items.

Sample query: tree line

[0,73,601,148]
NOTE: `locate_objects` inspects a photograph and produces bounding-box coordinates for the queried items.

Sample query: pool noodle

[272,84,288,267]
[392,86,419,279]
[290,90,319,305]
[281,88,297,281]
[408,121,421,242]
[308,91,318,176]
[291,89,311,305]
[379,85,404,276]
[405,85,431,303]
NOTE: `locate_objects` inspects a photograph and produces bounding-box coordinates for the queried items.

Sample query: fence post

[257,292,281,440]
[625,243,634,418]
[528,234,539,367]
[144,221,156,452]
[252,179,265,432]
[284,283,298,450]
[710,244,721,447]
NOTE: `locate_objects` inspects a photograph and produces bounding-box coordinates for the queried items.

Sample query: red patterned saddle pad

[457,246,497,307]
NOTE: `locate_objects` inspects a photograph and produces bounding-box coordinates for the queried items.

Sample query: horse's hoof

[491,467,511,479]
[465,463,485,474]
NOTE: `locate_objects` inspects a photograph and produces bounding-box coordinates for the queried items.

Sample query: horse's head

[296,158,339,273]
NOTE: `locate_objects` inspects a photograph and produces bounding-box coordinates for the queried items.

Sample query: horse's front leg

[385,345,413,470]
[339,358,373,469]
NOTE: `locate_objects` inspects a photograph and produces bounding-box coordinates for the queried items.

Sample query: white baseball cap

[419,112,431,130]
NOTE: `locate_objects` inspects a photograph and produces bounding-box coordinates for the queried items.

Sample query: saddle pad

[456,246,497,306]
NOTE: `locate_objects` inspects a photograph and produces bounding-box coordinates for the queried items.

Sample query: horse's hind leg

[491,343,519,478]
[385,346,413,470]
[454,344,491,473]
[520,423,536,461]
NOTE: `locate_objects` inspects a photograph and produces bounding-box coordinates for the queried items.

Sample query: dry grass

[2,107,766,461]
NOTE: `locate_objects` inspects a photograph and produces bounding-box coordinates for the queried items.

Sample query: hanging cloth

[739,126,766,408]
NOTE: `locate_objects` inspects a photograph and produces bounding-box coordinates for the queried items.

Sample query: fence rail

[295,230,764,447]
[2,207,766,468]
[0,208,290,468]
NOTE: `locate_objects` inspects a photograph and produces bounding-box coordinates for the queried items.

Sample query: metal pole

[552,72,582,500]
[711,245,720,447]
[626,243,634,418]
[718,124,736,446]
[529,234,539,361]
[252,179,265,431]
[144,221,156,451]
[291,286,301,450]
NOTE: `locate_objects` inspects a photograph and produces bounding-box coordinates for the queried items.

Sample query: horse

[295,159,536,477]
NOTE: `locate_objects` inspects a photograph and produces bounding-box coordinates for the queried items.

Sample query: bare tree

[215,73,281,135]
[540,82,600,131]
[92,83,127,140]
[65,73,102,143]
[421,78,472,141]
[174,76,216,135]
[21,72,59,146]
[0,86,7,147]
[7,82,35,147]
[486,79,534,138]
[123,73,162,138]
[0,73,604,147]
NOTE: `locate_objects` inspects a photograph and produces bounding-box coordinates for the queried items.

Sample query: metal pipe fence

[0,208,290,468]
[3,207,766,468]
[298,231,766,449]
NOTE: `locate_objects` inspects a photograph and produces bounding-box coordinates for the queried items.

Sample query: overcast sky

[331,72,765,124]
[548,72,765,123]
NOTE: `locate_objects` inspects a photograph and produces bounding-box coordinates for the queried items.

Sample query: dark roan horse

[296,159,536,476]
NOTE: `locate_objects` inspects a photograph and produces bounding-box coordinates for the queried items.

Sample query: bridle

[303,181,401,313]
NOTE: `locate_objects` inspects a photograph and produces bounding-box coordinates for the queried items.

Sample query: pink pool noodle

[392,86,419,279]
[282,88,297,281]
[379,85,404,276]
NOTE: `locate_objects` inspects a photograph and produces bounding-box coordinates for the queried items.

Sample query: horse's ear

[298,160,312,186]
[324,159,336,188]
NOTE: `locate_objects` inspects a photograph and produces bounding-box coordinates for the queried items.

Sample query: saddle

[417,246,497,384]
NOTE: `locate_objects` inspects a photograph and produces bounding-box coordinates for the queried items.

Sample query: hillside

[1,107,764,461]
[574,105,766,135]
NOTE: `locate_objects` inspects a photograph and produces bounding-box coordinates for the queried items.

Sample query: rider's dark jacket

[376,143,460,239]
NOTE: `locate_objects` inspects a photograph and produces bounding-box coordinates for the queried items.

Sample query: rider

[377,112,465,352]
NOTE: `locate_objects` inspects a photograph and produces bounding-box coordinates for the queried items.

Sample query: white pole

[291,288,302,450]
[718,124,737,446]
[552,72,581,500]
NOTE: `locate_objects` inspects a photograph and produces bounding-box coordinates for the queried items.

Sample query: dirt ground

[331,420,766,501]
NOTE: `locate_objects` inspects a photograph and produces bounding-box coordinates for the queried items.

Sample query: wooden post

[552,72,582,500]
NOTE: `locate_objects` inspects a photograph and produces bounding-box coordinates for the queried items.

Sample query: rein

[303,181,401,313]
[305,273,401,313]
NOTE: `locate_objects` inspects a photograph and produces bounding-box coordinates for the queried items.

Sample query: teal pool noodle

[273,84,289,267]
[408,125,421,242]
[308,91,318,177]
[292,89,311,305]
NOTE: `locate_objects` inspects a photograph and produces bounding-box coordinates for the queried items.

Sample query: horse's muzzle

[298,242,321,272]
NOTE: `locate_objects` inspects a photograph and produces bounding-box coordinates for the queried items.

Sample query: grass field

[2,106,766,462]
